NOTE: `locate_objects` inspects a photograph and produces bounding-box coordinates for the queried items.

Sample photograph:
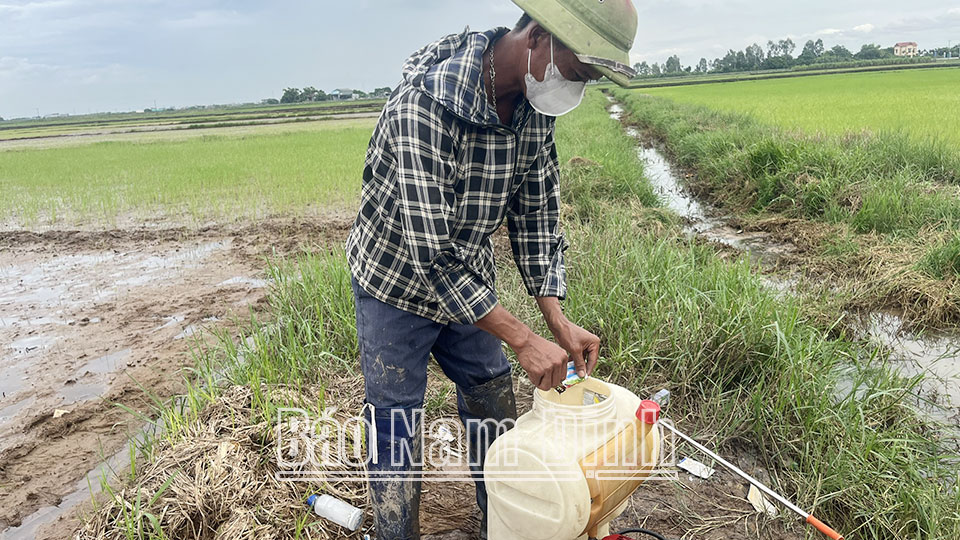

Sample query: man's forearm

[535,296,567,334]
[474,304,534,350]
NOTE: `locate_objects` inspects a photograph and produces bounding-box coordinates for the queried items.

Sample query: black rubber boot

[455,372,518,539]
[366,406,423,540]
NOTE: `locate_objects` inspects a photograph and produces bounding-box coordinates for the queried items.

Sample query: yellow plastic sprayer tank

[484,378,662,540]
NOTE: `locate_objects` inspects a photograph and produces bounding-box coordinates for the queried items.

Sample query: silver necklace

[489,45,497,113]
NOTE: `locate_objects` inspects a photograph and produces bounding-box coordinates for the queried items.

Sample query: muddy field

[0,218,351,539]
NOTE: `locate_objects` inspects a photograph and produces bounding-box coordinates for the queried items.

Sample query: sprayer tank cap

[636,400,661,425]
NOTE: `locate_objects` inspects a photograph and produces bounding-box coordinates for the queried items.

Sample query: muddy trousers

[352,278,518,540]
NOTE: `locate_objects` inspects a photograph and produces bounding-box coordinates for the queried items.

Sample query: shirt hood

[402,27,509,126]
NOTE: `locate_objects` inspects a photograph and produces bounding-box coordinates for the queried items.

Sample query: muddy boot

[455,372,518,539]
[367,406,424,540]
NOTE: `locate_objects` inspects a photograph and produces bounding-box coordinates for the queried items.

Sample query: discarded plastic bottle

[650,389,670,407]
[306,494,363,531]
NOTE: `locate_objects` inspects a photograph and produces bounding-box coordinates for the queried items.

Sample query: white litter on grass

[436,425,456,443]
[678,457,715,479]
[431,425,461,460]
[747,484,779,516]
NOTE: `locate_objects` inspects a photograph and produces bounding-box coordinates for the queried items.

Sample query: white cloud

[0,56,56,77]
[0,0,78,18]
[160,9,251,30]
[632,46,695,63]
[816,28,843,36]
[488,2,522,16]
[853,23,875,33]
[0,55,139,86]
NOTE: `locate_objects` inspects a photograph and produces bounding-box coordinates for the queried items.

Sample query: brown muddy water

[0,227,283,539]
[606,99,960,424]
[0,239,255,449]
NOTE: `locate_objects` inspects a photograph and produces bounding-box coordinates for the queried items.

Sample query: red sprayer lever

[651,390,844,540]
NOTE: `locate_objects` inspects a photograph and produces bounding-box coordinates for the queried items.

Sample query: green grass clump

[519,211,959,539]
[0,121,374,226]
[189,250,359,429]
[611,88,960,237]
[82,250,363,540]
[918,234,960,280]
[641,68,960,146]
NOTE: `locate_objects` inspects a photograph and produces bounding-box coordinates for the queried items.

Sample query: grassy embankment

[611,75,960,327]
[619,59,959,90]
[79,91,959,539]
[0,118,376,226]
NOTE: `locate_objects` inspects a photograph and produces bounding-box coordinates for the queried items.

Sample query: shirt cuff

[429,250,499,324]
[531,233,569,299]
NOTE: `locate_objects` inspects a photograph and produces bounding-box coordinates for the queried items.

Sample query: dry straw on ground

[76,382,369,540]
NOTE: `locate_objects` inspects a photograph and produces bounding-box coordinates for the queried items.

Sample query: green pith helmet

[512,0,639,86]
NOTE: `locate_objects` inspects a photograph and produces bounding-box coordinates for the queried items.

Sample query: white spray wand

[650,390,844,540]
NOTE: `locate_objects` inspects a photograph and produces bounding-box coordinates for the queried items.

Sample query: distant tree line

[930,44,960,58]
[272,86,392,104]
[633,39,952,78]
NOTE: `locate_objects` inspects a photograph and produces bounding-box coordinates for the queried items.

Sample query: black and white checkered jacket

[347,27,567,325]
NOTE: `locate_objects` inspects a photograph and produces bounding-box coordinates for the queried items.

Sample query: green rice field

[642,67,960,145]
[0,118,374,225]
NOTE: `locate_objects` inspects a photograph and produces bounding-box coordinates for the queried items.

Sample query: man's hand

[513,332,570,391]
[549,319,600,379]
[536,297,600,379]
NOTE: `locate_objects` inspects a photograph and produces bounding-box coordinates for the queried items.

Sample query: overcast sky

[1,0,958,119]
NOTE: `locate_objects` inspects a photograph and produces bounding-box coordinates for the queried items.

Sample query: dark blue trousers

[352,278,517,540]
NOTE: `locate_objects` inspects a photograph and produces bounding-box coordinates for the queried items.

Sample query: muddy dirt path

[606,98,960,424]
[0,218,352,538]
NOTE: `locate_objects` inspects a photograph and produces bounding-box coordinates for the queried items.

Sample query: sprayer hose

[615,527,671,540]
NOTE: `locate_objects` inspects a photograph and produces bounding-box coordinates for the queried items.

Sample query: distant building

[894,42,919,57]
[330,88,357,101]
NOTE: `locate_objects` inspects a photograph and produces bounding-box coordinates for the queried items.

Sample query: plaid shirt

[346,27,567,325]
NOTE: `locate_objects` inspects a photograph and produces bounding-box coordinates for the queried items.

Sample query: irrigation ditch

[605,95,960,429]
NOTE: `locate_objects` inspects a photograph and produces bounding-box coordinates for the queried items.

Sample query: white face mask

[524,35,587,117]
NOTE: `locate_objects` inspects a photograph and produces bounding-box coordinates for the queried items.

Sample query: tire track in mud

[0,218,352,538]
